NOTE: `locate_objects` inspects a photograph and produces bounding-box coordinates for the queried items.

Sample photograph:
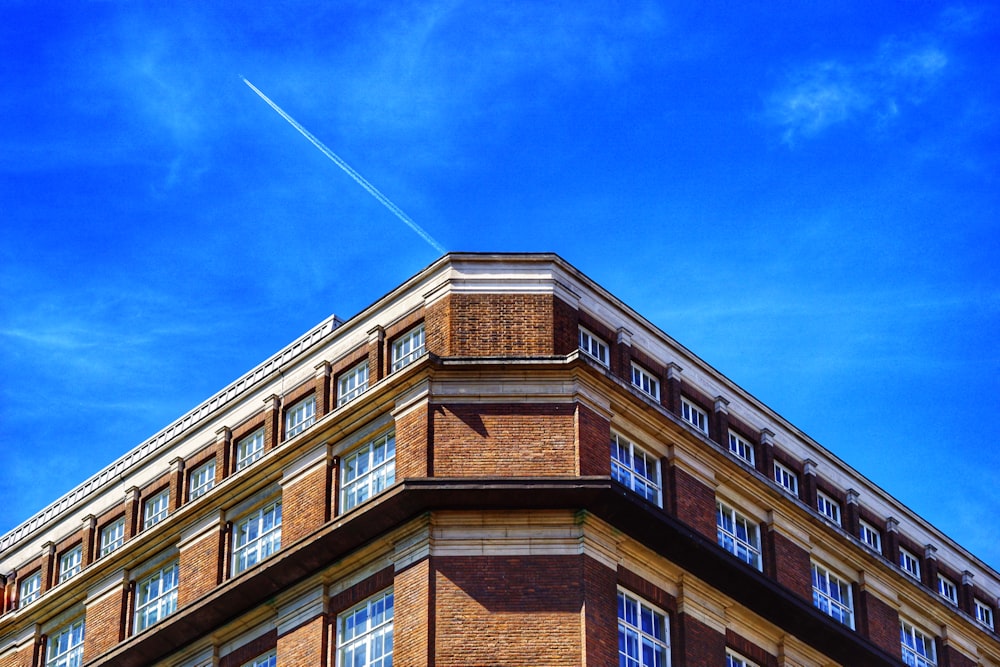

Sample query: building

[1,252,998,667]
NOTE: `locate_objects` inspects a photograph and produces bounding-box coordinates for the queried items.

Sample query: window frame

[811,562,855,629]
[46,618,85,667]
[773,461,798,495]
[231,499,283,576]
[284,395,316,439]
[143,489,170,530]
[975,599,994,630]
[241,651,276,667]
[899,548,921,580]
[680,397,708,434]
[100,517,126,557]
[617,587,670,667]
[19,571,41,607]
[859,520,882,552]
[936,574,958,605]
[578,326,609,366]
[716,500,762,570]
[900,619,937,667]
[337,588,394,667]
[610,432,662,507]
[337,360,370,407]
[134,560,179,633]
[727,430,755,465]
[188,459,216,501]
[236,428,265,471]
[58,545,83,583]
[630,362,660,401]
[816,490,841,525]
[340,431,397,513]
[391,323,425,372]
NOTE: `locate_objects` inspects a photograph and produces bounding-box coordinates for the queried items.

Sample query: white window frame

[774,461,798,495]
[188,460,216,500]
[975,599,994,630]
[285,395,316,439]
[58,545,83,583]
[811,562,854,629]
[341,432,396,513]
[727,650,760,667]
[900,619,937,667]
[338,360,370,407]
[727,431,755,465]
[716,501,762,570]
[100,517,126,557]
[337,588,394,667]
[19,571,41,607]
[680,397,708,434]
[391,324,425,372]
[900,548,921,580]
[816,490,841,525]
[241,651,276,667]
[610,433,662,507]
[134,561,179,633]
[46,619,84,667]
[859,520,882,552]
[630,362,660,400]
[236,428,265,471]
[937,575,958,605]
[231,500,282,575]
[578,326,609,366]
[143,489,170,530]
[618,588,670,667]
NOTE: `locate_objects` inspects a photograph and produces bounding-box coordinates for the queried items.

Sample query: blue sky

[1,2,998,569]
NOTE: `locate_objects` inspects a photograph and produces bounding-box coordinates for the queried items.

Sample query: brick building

[1,252,998,666]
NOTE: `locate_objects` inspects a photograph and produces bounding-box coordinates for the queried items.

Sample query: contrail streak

[242,78,446,254]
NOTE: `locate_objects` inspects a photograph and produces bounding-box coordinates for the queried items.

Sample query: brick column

[577,402,612,477]
[675,577,726,665]
[170,457,185,511]
[924,545,939,590]
[802,459,818,509]
[665,363,683,415]
[314,361,331,419]
[667,456,716,540]
[215,426,232,477]
[856,571,901,656]
[368,325,385,382]
[83,569,128,660]
[712,396,729,447]
[125,486,141,540]
[281,443,333,544]
[885,517,900,565]
[264,394,280,451]
[276,586,328,666]
[178,511,225,606]
[765,510,812,600]
[81,515,97,568]
[40,542,56,593]
[960,571,975,614]
[845,489,861,537]
[758,428,775,478]
[0,573,7,615]
[613,326,632,380]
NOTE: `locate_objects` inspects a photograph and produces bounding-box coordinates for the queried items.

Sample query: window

[900,620,937,667]
[727,650,759,667]
[18,572,41,607]
[680,397,707,434]
[341,432,396,512]
[774,461,798,495]
[579,326,608,365]
[134,561,179,632]
[232,500,282,575]
[237,428,265,471]
[899,548,921,580]
[241,652,276,667]
[811,563,854,629]
[143,489,170,529]
[338,589,394,667]
[716,501,762,570]
[611,433,661,506]
[100,517,126,557]
[58,545,83,583]
[188,460,216,500]
[937,575,958,605]
[392,324,425,372]
[618,589,670,667]
[975,599,994,630]
[859,520,882,552]
[338,361,370,406]
[631,363,660,400]
[46,619,84,667]
[285,396,316,439]
[816,490,841,525]
[727,431,754,465]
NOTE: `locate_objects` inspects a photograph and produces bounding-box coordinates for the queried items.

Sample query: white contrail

[242,78,446,254]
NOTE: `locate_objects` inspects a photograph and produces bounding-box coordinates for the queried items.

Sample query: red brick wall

[857,590,900,657]
[434,555,584,665]
[393,560,431,666]
[277,614,327,667]
[553,295,578,356]
[669,466,717,540]
[0,646,33,667]
[431,404,576,477]
[219,630,277,667]
[675,612,726,665]
[726,629,779,667]
[178,528,223,607]
[941,645,977,667]
[431,293,558,357]
[577,404,611,477]
[83,586,126,660]
[282,462,330,544]
[396,403,431,479]
[582,555,618,665]
[765,530,812,600]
